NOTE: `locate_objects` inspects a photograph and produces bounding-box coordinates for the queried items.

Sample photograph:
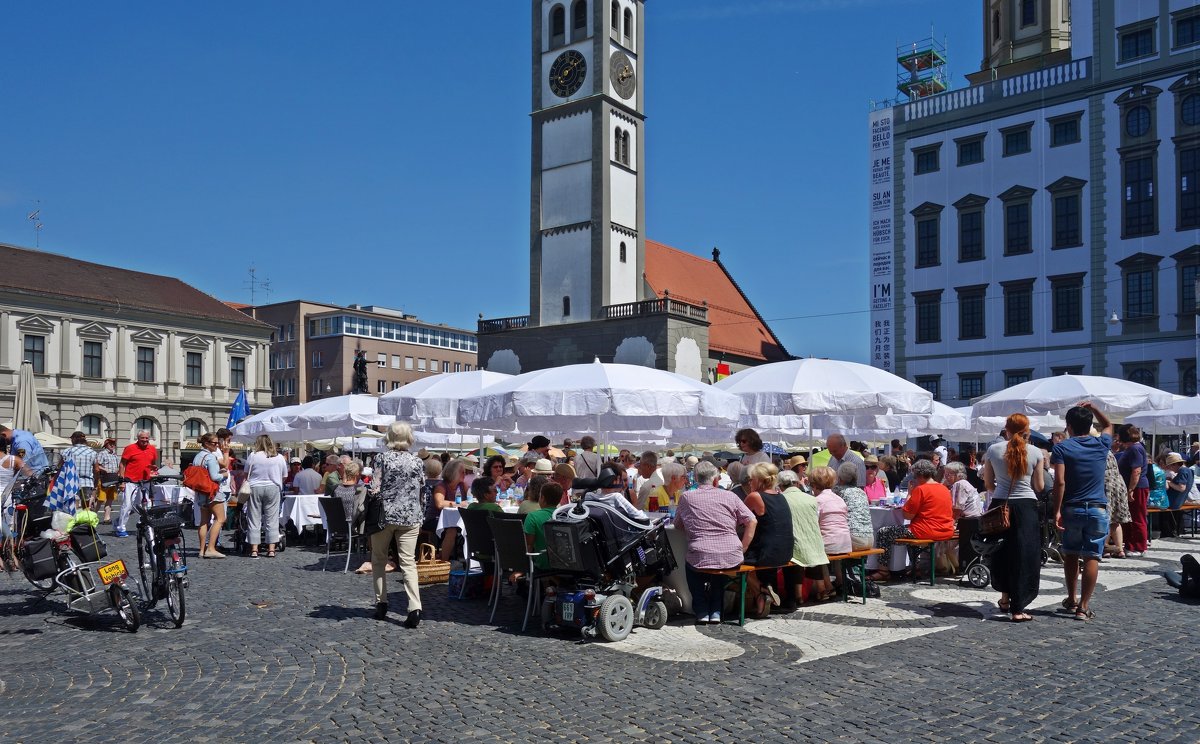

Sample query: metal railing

[477,315,530,334]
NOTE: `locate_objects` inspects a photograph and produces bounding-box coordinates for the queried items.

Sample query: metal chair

[318,497,359,573]
[488,515,552,631]
[456,508,497,599]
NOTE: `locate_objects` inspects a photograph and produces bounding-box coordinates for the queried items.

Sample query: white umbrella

[231,404,311,442]
[970,374,1173,418]
[378,370,512,431]
[1126,396,1200,434]
[813,401,967,436]
[14,361,42,434]
[713,358,934,422]
[457,360,741,432]
[281,394,394,435]
[34,431,74,449]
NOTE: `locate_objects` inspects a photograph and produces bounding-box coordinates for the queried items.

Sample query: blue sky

[0,0,976,363]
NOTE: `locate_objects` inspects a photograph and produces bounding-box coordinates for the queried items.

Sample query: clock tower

[530,0,646,326]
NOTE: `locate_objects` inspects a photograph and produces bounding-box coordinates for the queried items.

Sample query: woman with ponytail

[982,413,1045,622]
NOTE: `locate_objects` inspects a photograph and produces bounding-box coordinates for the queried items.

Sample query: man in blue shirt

[0,424,48,473]
[1050,401,1112,621]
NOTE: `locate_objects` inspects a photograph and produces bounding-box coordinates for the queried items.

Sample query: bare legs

[1063,554,1099,612]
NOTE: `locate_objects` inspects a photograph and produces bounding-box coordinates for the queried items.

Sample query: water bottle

[454,494,463,506]
[514,486,524,502]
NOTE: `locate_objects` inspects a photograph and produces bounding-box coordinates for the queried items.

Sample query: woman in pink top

[810,466,852,555]
[863,455,888,502]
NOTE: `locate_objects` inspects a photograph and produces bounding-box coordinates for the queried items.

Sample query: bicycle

[124,476,189,628]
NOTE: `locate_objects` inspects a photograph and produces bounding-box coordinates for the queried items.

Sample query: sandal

[997,599,1011,613]
[250,552,260,559]
[266,550,277,558]
[1074,607,1095,621]
[866,571,890,582]
[1059,598,1078,613]
[1010,612,1033,622]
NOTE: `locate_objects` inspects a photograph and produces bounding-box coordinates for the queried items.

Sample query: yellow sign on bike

[98,559,128,585]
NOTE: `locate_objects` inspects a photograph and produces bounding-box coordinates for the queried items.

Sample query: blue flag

[227,387,250,429]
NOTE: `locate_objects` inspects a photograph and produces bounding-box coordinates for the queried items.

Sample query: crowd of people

[4,400,1199,627]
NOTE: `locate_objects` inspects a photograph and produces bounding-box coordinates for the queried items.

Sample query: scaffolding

[897,36,949,100]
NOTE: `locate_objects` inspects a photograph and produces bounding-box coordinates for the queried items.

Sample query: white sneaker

[706,612,721,623]
[1126,551,1144,557]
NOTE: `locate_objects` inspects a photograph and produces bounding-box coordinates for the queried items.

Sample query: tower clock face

[549,50,587,98]
[610,51,636,100]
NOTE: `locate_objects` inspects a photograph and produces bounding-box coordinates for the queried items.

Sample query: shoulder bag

[183,452,219,497]
[978,500,1010,535]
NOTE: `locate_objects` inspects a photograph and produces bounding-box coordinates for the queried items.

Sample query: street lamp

[1108,311,1121,326]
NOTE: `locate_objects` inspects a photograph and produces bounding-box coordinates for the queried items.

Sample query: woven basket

[416,544,451,585]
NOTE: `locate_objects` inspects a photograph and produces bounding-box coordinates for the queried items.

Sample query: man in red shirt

[114,430,158,537]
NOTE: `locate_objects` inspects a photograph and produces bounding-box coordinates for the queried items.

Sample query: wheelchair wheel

[966,562,990,589]
[597,595,633,642]
[643,599,668,630]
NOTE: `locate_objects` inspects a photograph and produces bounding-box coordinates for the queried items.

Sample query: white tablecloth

[868,507,911,571]
[282,494,327,530]
[436,505,519,570]
[662,523,691,615]
[153,484,200,525]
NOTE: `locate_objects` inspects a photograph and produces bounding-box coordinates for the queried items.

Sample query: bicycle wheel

[165,574,186,627]
[111,584,140,632]
[137,528,158,608]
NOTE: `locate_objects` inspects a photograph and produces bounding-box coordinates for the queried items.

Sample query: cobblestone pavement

[2,524,1199,743]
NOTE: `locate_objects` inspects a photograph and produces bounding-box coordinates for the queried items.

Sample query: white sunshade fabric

[279,394,394,435]
[970,374,1173,418]
[1125,395,1200,434]
[378,370,513,431]
[456,361,742,432]
[713,358,934,421]
[14,361,42,434]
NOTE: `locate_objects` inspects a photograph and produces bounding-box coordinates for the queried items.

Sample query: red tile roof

[644,239,789,362]
[0,243,271,328]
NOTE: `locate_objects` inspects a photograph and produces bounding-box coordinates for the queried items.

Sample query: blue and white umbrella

[761,443,787,457]
[46,459,79,515]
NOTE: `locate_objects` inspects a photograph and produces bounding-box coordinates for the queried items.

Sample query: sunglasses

[867,464,879,469]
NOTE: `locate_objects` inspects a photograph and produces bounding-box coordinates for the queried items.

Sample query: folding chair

[318,497,360,573]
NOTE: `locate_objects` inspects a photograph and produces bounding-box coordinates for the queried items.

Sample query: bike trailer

[21,538,58,580]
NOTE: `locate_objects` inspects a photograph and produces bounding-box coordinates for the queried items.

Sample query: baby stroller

[539,500,676,642]
[232,503,287,556]
[961,532,1005,588]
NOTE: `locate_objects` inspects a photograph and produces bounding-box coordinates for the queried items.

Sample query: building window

[1126,367,1156,386]
[312,377,322,396]
[1047,177,1087,249]
[1125,269,1155,321]
[1120,25,1156,63]
[1004,200,1031,255]
[1003,281,1034,336]
[954,194,987,262]
[1177,14,1200,49]
[377,379,387,394]
[186,352,203,385]
[1004,370,1032,387]
[80,415,104,437]
[376,352,387,368]
[405,356,414,370]
[454,362,461,372]
[287,378,296,396]
[914,291,942,344]
[230,356,246,389]
[914,145,940,175]
[1180,257,1200,319]
[550,4,566,47]
[910,201,944,268]
[391,355,400,369]
[183,419,204,440]
[1126,106,1151,138]
[1002,124,1032,156]
[1182,363,1198,396]
[1184,94,1200,127]
[1049,114,1081,146]
[136,346,155,382]
[957,286,986,340]
[392,381,402,391]
[82,341,103,378]
[1050,274,1084,332]
[916,375,941,401]
[993,11,1001,42]
[417,358,427,372]
[572,0,587,39]
[956,136,984,166]
[1020,0,1036,27]
[959,374,984,401]
[312,350,323,368]
[1123,155,1156,237]
[563,295,572,317]
[619,241,627,263]
[611,0,619,31]
[22,334,45,374]
[1180,146,1199,229]
[623,7,633,41]
[133,417,157,439]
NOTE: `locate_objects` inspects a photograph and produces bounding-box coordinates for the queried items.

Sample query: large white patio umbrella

[280,394,394,435]
[713,358,934,424]
[1126,396,1200,434]
[231,404,310,441]
[457,361,742,432]
[14,361,42,434]
[970,374,1173,418]
[378,370,512,431]
[813,401,967,436]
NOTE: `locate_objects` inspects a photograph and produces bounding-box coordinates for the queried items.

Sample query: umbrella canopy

[34,431,74,449]
[13,361,42,434]
[1126,396,1200,434]
[457,361,741,432]
[713,358,933,421]
[970,374,1173,418]
[280,394,393,436]
[378,370,513,431]
[813,401,967,437]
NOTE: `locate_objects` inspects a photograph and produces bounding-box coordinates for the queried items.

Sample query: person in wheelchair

[579,463,650,524]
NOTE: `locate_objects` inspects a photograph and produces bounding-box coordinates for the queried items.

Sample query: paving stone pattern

[2,525,1199,743]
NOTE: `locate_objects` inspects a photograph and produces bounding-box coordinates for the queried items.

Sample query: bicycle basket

[144,504,184,539]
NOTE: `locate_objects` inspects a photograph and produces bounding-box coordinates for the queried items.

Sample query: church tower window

[550,5,566,48]
[611,1,619,32]
[614,127,623,162]
[621,130,630,165]
[572,1,587,39]
[993,11,1001,42]
[562,296,572,318]
[623,8,634,43]
[619,242,627,263]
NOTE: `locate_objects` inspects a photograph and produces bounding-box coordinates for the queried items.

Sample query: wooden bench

[826,548,885,604]
[694,564,788,626]
[895,535,959,585]
[1148,503,1200,538]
